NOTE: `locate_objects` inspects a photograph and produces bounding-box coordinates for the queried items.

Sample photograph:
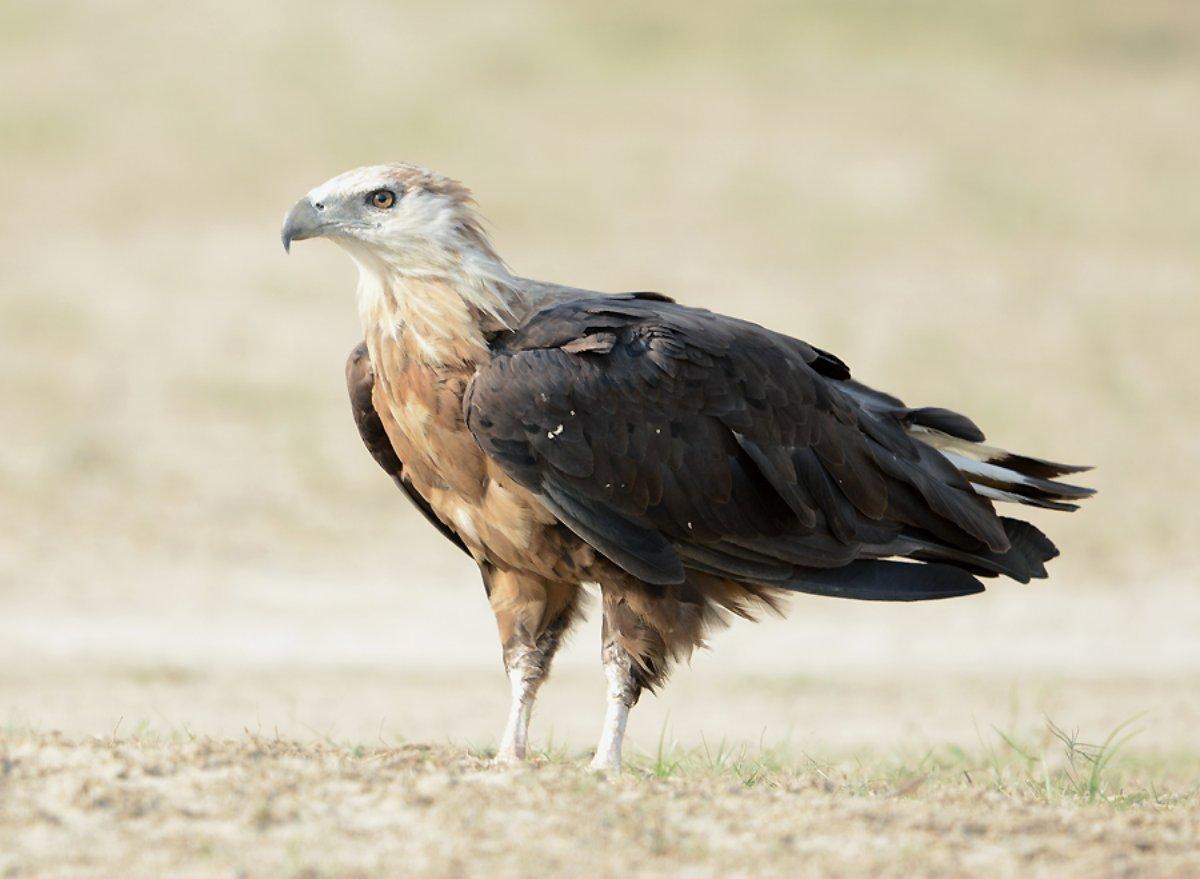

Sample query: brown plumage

[283,163,1093,771]
[345,343,469,556]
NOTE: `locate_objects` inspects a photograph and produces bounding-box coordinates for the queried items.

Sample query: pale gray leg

[588,637,638,773]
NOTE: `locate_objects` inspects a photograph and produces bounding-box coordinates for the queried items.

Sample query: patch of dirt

[1,734,1197,878]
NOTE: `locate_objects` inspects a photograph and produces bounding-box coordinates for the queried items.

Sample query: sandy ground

[3,567,1200,877]
[3,735,1199,879]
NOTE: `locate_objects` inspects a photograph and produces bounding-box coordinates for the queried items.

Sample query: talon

[588,756,621,776]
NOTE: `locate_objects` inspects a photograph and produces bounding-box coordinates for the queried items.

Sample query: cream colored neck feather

[344,237,535,369]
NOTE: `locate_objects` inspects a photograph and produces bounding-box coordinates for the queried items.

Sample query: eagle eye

[368,189,397,210]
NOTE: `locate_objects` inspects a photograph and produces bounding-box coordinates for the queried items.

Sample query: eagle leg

[589,587,669,775]
[589,637,638,774]
[485,568,581,764]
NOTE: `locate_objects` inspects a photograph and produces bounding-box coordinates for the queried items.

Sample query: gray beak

[280,198,326,253]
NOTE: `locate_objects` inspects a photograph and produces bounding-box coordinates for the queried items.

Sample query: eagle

[282,164,1093,772]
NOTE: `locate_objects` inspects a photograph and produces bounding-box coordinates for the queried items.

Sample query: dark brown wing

[345,343,469,556]
[465,296,1057,599]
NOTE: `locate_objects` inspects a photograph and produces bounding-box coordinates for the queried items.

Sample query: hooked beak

[280,198,327,253]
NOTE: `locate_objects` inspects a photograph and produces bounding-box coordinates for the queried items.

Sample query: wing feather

[464,296,1061,591]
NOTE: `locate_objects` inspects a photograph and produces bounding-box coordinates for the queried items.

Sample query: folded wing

[464,296,1090,599]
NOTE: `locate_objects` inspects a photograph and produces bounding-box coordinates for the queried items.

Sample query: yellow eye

[369,189,396,209]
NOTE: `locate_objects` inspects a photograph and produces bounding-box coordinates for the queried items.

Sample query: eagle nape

[284,163,1094,773]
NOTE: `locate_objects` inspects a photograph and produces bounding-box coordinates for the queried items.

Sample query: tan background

[2,0,1198,758]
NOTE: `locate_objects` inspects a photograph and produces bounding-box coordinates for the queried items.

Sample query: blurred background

[1,1,1197,755]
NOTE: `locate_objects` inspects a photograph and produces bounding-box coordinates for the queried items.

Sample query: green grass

[18,710,1186,811]
[576,715,1200,808]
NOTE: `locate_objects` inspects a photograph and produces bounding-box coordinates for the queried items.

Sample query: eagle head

[281,163,493,272]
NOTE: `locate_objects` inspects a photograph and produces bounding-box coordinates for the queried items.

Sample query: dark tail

[918,433,1095,512]
[777,516,1061,600]
[902,517,1060,583]
[779,559,985,602]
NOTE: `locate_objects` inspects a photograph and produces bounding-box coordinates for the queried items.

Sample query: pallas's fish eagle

[282,164,1093,772]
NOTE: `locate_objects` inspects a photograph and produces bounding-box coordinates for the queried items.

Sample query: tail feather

[902,518,1059,583]
[910,428,1095,511]
[1001,517,1060,576]
[942,451,1094,510]
[987,451,1091,480]
[779,559,985,602]
[970,483,1079,512]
